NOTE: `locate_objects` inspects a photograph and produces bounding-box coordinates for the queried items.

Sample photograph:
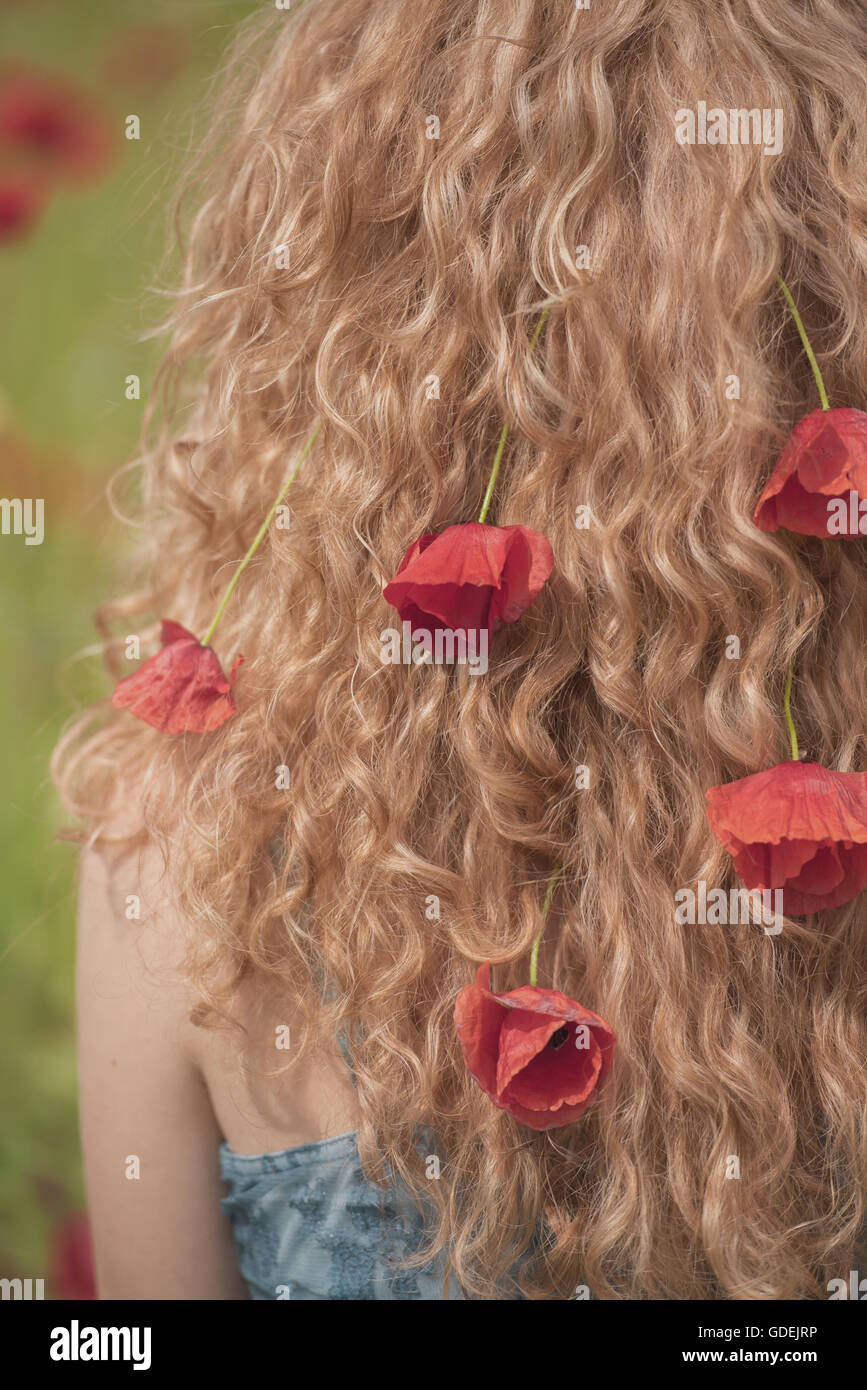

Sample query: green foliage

[0,0,255,1289]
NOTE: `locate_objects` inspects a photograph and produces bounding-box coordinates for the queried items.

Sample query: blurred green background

[0,0,256,1293]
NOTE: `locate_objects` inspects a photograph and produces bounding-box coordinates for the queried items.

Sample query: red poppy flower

[706,760,867,915]
[0,165,46,241]
[753,407,867,537]
[50,1213,96,1300]
[454,963,616,1131]
[0,71,114,184]
[112,620,243,734]
[383,522,554,637]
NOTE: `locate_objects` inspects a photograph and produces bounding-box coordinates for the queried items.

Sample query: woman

[54,0,867,1299]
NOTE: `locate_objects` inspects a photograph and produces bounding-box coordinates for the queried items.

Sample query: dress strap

[335,1023,358,1089]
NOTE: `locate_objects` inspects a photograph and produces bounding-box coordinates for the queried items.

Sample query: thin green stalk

[776,274,830,411]
[477,305,551,524]
[201,419,322,648]
[783,655,800,761]
[529,858,562,988]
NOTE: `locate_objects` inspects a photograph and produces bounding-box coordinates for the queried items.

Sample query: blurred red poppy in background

[0,164,46,241]
[0,68,115,184]
[50,1213,96,1301]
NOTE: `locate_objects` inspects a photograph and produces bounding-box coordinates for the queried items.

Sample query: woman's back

[61,0,867,1300]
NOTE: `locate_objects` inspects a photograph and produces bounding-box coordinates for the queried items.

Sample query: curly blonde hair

[53,0,867,1298]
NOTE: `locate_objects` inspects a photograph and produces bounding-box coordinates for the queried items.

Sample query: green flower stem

[529,858,562,987]
[776,274,830,412]
[783,655,800,762]
[201,419,322,648]
[477,305,551,524]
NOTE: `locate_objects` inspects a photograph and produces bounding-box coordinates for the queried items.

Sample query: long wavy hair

[53,0,867,1299]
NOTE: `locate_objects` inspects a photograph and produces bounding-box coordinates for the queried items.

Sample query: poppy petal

[499,1019,603,1111]
[453,963,505,1097]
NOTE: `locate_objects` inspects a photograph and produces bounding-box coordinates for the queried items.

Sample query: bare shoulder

[77,828,204,1063]
[76,816,248,1298]
[77,809,359,1164]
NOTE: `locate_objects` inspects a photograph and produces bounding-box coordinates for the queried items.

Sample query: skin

[76,836,359,1299]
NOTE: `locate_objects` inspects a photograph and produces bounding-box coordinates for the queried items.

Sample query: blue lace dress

[219,1127,465,1300]
[219,1021,467,1301]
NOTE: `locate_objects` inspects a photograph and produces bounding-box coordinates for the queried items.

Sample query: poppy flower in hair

[454,963,616,1131]
[383,521,554,638]
[754,277,867,537]
[111,423,322,733]
[384,306,555,642]
[753,407,867,537]
[111,620,243,734]
[705,657,867,915]
[706,761,867,916]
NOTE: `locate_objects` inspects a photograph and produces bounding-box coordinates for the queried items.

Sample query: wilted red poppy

[454,963,616,1131]
[753,407,867,537]
[706,760,867,915]
[0,165,46,241]
[112,620,242,734]
[50,1212,96,1301]
[0,71,114,184]
[383,522,553,637]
